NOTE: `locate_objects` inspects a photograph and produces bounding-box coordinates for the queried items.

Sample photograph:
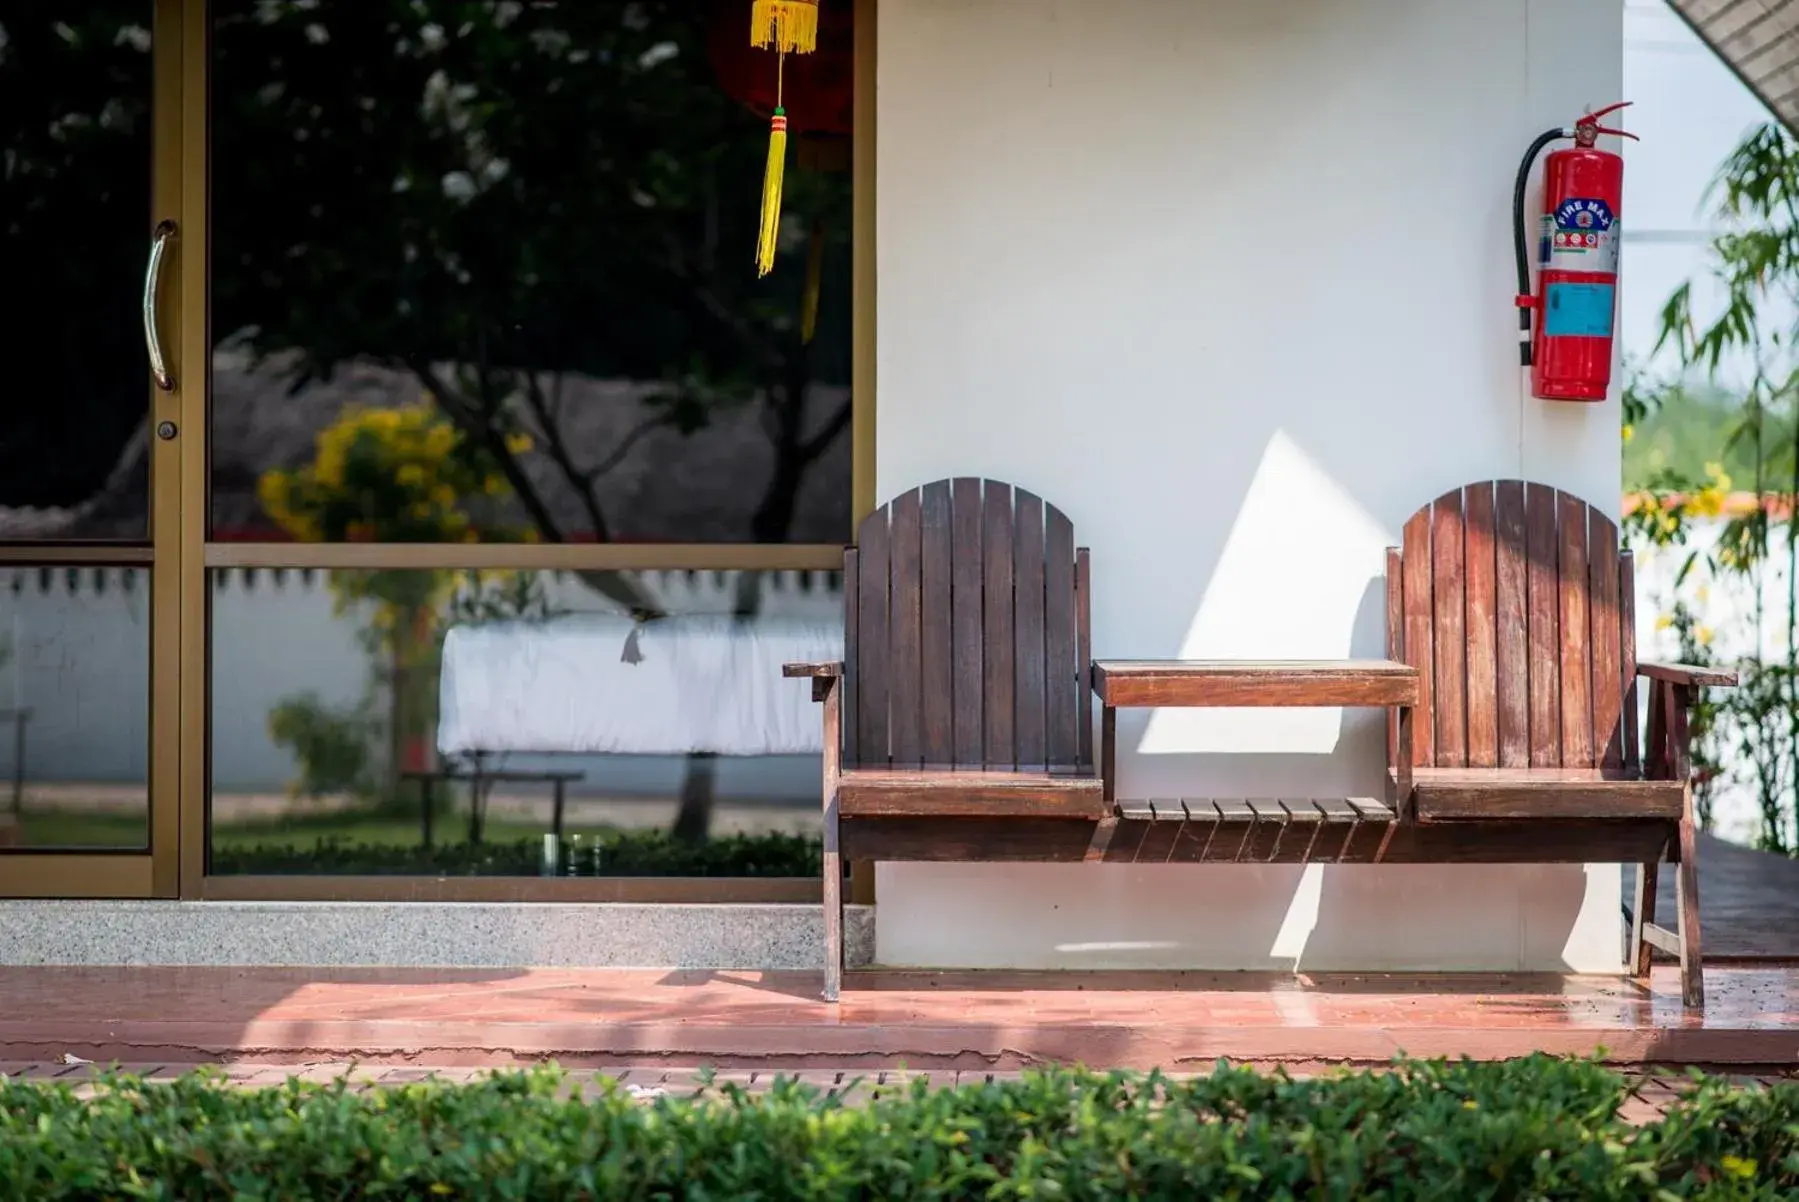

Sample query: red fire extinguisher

[1513,102,1637,401]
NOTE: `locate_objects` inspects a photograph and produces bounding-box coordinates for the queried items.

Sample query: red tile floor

[1,964,1795,1072]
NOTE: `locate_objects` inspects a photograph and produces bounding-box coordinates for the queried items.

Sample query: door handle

[142,220,176,392]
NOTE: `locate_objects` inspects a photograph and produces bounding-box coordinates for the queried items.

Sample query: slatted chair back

[1386,480,1638,771]
[843,478,1092,772]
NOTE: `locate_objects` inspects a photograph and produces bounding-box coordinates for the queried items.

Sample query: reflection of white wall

[210,571,368,790]
[3,570,836,803]
[875,0,1625,973]
[1622,0,1788,385]
[0,570,150,784]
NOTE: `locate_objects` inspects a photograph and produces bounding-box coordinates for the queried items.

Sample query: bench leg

[1676,809,1704,1010]
[1630,855,1659,981]
[822,784,842,1004]
[816,674,844,1004]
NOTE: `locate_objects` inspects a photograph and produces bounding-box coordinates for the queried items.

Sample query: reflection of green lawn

[19,802,824,875]
[20,808,626,851]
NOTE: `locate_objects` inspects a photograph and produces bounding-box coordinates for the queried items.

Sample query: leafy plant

[1633,119,1799,856]
[0,1057,1793,1199]
[264,693,379,802]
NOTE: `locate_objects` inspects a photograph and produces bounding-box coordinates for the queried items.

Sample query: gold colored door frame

[175,0,209,898]
[2,0,189,899]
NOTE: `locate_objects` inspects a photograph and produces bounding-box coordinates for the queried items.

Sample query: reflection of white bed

[437,615,842,757]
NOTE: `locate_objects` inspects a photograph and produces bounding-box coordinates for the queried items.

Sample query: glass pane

[0,566,151,851]
[208,568,832,876]
[0,10,156,541]
[211,1,854,545]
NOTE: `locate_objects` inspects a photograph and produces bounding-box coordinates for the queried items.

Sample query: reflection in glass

[208,568,835,876]
[210,1,854,545]
[0,567,150,851]
[0,10,155,541]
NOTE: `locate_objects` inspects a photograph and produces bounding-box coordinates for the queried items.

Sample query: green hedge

[2,1057,1794,1199]
[210,830,822,877]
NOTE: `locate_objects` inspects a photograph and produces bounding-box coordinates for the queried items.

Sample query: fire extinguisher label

[1543,281,1615,338]
[1549,197,1620,274]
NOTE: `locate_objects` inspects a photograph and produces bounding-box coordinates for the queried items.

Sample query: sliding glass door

[0,1,191,897]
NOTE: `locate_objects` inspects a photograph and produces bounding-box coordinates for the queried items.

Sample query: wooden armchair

[1388,480,1735,1008]
[785,478,1104,1000]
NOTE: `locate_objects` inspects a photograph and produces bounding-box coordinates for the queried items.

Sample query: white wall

[874,0,1627,972]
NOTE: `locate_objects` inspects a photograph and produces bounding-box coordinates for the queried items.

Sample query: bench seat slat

[1348,797,1396,822]
[840,768,1105,819]
[1395,767,1684,821]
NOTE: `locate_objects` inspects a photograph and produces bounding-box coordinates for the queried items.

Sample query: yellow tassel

[750,0,818,54]
[800,220,824,342]
[756,111,788,277]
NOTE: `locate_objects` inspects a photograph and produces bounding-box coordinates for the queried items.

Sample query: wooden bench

[1388,480,1734,1008]
[789,476,1731,1011]
[785,478,1102,1000]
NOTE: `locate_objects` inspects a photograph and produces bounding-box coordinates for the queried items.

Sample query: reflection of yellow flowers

[1694,625,1714,647]
[1656,613,1675,631]
[257,404,531,546]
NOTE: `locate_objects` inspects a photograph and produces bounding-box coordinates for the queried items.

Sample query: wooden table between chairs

[1090,659,1420,861]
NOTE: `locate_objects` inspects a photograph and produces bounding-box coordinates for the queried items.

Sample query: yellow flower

[505,431,533,455]
[1720,1155,1756,1180]
[1655,614,1674,631]
[1621,423,1634,444]
[396,463,428,490]
[1687,491,1715,519]
[1694,625,1714,647]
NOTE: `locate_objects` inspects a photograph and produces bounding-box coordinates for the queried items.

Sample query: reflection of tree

[260,405,546,801]
[212,0,853,564]
[211,0,855,844]
[0,9,158,516]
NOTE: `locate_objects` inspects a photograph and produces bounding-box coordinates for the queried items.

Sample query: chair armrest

[783,661,844,678]
[1638,661,1738,688]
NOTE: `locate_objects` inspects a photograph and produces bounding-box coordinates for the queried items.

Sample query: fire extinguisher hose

[1513,127,1569,366]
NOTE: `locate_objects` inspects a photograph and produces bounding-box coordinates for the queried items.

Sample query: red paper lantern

[708,0,853,137]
